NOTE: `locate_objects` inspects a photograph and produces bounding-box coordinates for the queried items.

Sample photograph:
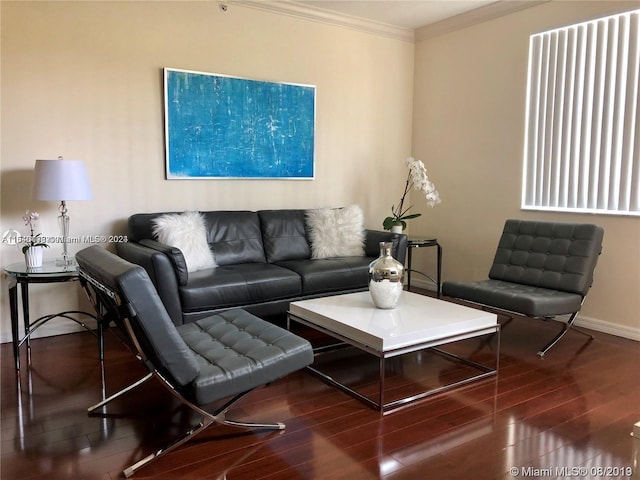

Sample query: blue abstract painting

[164,68,315,179]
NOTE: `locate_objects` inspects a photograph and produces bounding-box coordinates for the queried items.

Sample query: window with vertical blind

[522,9,640,216]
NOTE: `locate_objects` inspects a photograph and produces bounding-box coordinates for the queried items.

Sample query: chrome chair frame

[79,266,286,478]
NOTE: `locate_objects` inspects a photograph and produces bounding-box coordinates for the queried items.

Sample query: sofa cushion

[201,211,266,266]
[258,209,311,263]
[151,211,217,273]
[276,256,373,295]
[179,263,301,313]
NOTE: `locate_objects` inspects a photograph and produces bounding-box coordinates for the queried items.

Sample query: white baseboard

[410,277,640,342]
[574,315,640,342]
[407,277,439,293]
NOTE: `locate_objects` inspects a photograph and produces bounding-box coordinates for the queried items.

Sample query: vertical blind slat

[536,35,550,206]
[560,27,577,208]
[622,12,639,211]
[542,33,557,206]
[569,25,587,208]
[552,29,567,208]
[609,15,629,211]
[599,17,617,210]
[579,23,597,209]
[589,20,606,210]
[525,36,542,207]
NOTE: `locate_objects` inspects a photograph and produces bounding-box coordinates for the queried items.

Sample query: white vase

[391,224,403,234]
[25,246,44,268]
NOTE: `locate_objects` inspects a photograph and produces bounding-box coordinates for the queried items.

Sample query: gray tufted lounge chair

[75,245,314,477]
[442,219,604,357]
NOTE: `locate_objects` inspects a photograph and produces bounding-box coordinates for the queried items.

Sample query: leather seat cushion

[276,256,373,295]
[442,279,583,317]
[180,264,301,312]
[178,309,313,405]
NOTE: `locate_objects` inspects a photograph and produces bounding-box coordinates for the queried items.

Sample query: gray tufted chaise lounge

[75,245,314,477]
[442,219,604,357]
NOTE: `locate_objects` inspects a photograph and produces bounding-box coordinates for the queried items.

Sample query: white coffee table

[288,291,499,412]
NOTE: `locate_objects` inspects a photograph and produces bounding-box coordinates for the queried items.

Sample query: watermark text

[11,234,128,245]
[509,466,633,477]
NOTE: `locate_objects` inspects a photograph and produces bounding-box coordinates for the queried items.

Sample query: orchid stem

[394,173,411,220]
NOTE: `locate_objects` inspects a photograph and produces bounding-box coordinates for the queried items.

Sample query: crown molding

[227,1,548,44]
[228,0,415,42]
[415,0,549,42]
[415,0,551,42]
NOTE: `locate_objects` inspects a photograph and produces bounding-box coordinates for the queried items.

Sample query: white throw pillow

[306,205,365,259]
[152,211,217,272]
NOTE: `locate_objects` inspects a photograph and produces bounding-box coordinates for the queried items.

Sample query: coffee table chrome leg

[305,365,380,410]
[289,306,499,414]
[379,356,385,413]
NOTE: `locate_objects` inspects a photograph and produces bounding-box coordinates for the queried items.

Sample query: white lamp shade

[32,159,93,201]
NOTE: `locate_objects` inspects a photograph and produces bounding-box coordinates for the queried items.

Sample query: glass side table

[4,260,97,371]
[406,238,442,297]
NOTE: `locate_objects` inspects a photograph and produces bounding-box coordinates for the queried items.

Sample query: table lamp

[31,156,93,266]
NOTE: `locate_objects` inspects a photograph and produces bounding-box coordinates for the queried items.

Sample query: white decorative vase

[369,242,404,309]
[25,246,44,268]
[391,224,403,234]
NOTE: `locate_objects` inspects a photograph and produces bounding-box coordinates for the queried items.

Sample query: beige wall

[0,1,414,340]
[2,0,638,343]
[411,1,640,338]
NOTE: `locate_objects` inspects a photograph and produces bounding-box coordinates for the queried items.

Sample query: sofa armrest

[364,230,408,264]
[139,239,189,286]
[116,242,184,325]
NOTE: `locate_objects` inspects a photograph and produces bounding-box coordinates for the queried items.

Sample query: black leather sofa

[116,209,407,325]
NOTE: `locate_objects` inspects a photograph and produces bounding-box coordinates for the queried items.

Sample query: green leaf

[382,217,395,230]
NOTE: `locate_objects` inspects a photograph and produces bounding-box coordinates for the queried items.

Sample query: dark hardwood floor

[2,292,639,479]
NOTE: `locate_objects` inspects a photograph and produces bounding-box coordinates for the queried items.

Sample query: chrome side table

[4,260,97,371]
[406,238,442,297]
